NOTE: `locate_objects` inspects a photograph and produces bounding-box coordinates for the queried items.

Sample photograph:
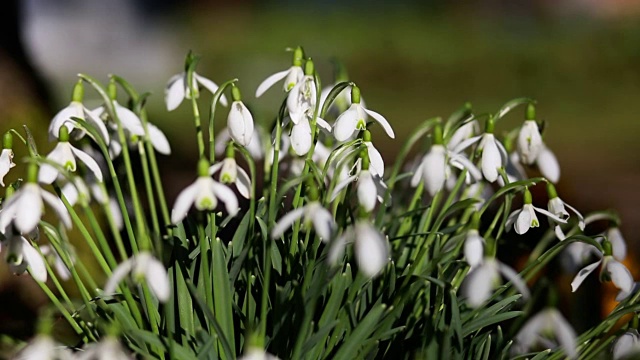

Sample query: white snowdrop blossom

[77,336,133,360]
[462,258,530,308]
[571,252,634,293]
[287,74,317,125]
[49,101,111,143]
[536,143,560,183]
[331,168,386,212]
[513,308,577,359]
[363,140,384,177]
[546,183,585,240]
[165,71,228,111]
[105,252,170,303]
[319,82,363,117]
[271,201,335,241]
[0,181,72,234]
[464,229,484,268]
[38,127,103,184]
[506,189,567,235]
[209,157,251,199]
[14,335,73,360]
[613,330,640,360]
[447,120,479,151]
[452,118,506,183]
[517,120,543,164]
[227,100,255,146]
[171,161,239,224]
[0,146,15,187]
[2,234,47,282]
[238,347,281,360]
[328,220,389,277]
[333,86,394,142]
[255,47,304,97]
[288,116,332,156]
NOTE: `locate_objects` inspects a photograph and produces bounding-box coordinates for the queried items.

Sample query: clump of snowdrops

[2,47,639,359]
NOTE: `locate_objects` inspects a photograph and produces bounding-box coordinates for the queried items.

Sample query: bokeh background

[1,0,640,344]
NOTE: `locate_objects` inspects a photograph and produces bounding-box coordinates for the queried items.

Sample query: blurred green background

[1,0,640,338]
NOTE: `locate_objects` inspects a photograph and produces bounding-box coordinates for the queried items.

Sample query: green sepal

[3,132,12,149]
[197,158,210,177]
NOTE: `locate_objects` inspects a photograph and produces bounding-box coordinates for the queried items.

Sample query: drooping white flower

[363,137,384,177]
[39,126,103,184]
[517,120,543,165]
[462,257,530,308]
[452,118,506,183]
[412,144,446,196]
[328,220,389,277]
[513,308,577,359]
[271,202,335,241]
[2,234,47,282]
[331,168,386,212]
[0,179,72,234]
[333,86,394,142]
[0,145,15,187]
[288,116,332,156]
[77,336,133,360]
[209,157,251,199]
[287,74,317,126]
[546,183,585,240]
[227,100,255,147]
[255,47,304,97]
[536,143,560,183]
[104,252,170,303]
[464,229,484,268]
[571,252,634,293]
[505,188,567,235]
[171,160,239,224]
[14,335,73,360]
[613,330,640,360]
[49,100,111,143]
[165,71,228,111]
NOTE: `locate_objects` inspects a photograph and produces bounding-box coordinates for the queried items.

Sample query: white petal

[533,205,568,224]
[607,259,634,293]
[271,208,306,239]
[236,167,251,199]
[255,69,290,97]
[550,310,577,359]
[165,73,186,111]
[330,175,357,202]
[447,121,476,150]
[410,162,424,188]
[354,222,388,277]
[451,135,482,155]
[195,74,228,106]
[464,231,484,268]
[109,197,124,231]
[366,143,385,177]
[481,135,501,182]
[71,146,103,182]
[143,256,170,302]
[170,181,199,224]
[0,149,15,187]
[449,153,482,181]
[211,182,239,217]
[49,103,81,140]
[315,117,332,132]
[41,189,72,229]
[309,204,334,241]
[517,121,542,164]
[537,145,560,183]
[147,123,171,155]
[114,102,145,136]
[608,227,627,261]
[613,331,640,360]
[422,145,446,196]
[228,102,254,146]
[357,171,377,212]
[333,107,359,142]
[364,108,395,139]
[463,261,497,307]
[22,239,47,282]
[505,210,520,232]
[104,258,135,295]
[61,181,79,206]
[83,106,111,143]
[290,120,312,156]
[38,163,60,185]
[328,230,350,266]
[565,203,585,231]
[15,185,43,233]
[284,66,304,92]
[515,206,532,235]
[571,259,602,292]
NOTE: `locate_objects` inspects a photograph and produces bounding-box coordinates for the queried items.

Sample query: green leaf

[495,97,535,120]
[187,282,235,359]
[212,238,236,355]
[462,311,523,337]
[126,329,198,360]
[333,303,386,360]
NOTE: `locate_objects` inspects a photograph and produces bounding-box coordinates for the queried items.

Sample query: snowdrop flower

[0,133,15,187]
[288,115,332,156]
[171,159,239,224]
[2,233,47,282]
[319,82,361,117]
[104,251,170,303]
[60,176,91,207]
[361,130,384,176]
[447,119,479,151]
[330,153,386,212]
[14,335,73,360]
[40,244,71,281]
[165,56,228,111]
[536,143,560,183]
[513,308,577,359]
[238,347,281,360]
[328,220,389,277]
[464,215,484,268]
[462,257,530,308]
[227,86,255,146]
[209,146,251,199]
[255,47,304,97]
[452,117,506,183]
[613,329,640,360]
[505,188,567,235]
[0,165,72,234]
[546,183,584,240]
[48,80,110,143]
[333,86,395,142]
[517,104,543,164]
[286,61,317,125]
[38,126,103,184]
[78,336,133,360]
[571,241,634,293]
[271,200,335,241]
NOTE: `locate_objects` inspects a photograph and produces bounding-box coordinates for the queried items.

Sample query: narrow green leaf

[212,238,236,356]
[333,304,386,360]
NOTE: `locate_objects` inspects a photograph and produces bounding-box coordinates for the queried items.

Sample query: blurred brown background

[2,0,640,341]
